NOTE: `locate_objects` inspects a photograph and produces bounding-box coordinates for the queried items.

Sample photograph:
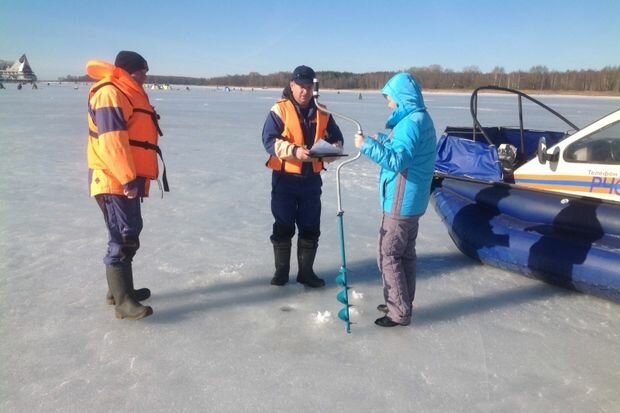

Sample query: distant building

[0,54,37,83]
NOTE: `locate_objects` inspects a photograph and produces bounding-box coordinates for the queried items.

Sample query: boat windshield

[564,121,620,165]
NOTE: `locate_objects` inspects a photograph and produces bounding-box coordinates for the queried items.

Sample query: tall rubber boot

[296,238,325,288]
[105,265,150,305]
[270,241,291,286]
[106,265,153,320]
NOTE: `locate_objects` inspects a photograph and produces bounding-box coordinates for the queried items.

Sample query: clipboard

[309,153,349,159]
[308,140,347,158]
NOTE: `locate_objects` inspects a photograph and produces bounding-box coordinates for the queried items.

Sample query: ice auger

[313,78,362,333]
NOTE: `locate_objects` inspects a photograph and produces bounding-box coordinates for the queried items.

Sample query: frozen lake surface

[1,83,619,412]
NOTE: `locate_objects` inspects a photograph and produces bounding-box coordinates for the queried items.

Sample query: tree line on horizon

[62,65,620,93]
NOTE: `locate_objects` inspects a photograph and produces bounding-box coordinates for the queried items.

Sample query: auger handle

[312,78,364,213]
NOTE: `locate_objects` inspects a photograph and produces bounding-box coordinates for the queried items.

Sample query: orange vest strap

[133,108,163,137]
[129,140,169,192]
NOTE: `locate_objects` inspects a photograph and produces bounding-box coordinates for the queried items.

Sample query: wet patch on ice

[313,310,332,324]
[350,290,364,300]
[218,263,244,277]
[158,261,183,274]
[348,307,360,318]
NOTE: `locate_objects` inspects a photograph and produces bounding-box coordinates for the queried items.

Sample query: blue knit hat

[115,51,149,74]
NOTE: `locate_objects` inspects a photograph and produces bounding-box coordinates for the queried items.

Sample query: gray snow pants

[377,213,421,325]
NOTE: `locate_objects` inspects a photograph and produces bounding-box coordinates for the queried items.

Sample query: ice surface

[1,84,619,412]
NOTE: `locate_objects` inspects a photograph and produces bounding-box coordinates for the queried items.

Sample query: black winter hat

[114,51,149,74]
[290,65,315,85]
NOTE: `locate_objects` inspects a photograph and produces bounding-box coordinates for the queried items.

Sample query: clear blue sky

[1,0,618,80]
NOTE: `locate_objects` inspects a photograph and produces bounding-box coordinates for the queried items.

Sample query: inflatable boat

[432,86,620,302]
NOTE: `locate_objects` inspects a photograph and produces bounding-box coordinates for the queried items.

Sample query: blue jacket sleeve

[361,124,417,172]
[262,111,284,156]
[376,132,389,143]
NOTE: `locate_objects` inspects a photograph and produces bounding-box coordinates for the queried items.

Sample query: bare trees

[64,65,620,93]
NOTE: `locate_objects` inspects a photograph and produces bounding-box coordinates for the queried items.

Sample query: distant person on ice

[354,72,436,327]
[262,65,344,288]
[86,51,168,320]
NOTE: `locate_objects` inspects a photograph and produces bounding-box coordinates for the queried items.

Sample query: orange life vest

[86,60,166,196]
[266,99,329,174]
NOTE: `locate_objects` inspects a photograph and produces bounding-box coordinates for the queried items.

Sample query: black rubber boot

[106,265,150,305]
[106,264,153,320]
[374,316,402,327]
[270,241,291,286]
[296,238,325,288]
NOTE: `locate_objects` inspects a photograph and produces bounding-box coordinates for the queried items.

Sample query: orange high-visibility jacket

[266,99,329,174]
[86,60,161,196]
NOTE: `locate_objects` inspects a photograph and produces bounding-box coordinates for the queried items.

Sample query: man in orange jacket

[87,51,166,320]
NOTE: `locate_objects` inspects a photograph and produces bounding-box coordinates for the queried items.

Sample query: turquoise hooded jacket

[360,72,437,216]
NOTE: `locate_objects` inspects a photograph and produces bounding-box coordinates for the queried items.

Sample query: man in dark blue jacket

[262,65,344,287]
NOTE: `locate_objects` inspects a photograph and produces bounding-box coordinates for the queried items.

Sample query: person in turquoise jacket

[355,72,436,327]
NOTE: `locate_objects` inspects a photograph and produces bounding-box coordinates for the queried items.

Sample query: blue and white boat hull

[432,176,620,302]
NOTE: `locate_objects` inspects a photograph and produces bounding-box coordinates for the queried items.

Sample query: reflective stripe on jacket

[86,60,161,196]
[266,99,328,174]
